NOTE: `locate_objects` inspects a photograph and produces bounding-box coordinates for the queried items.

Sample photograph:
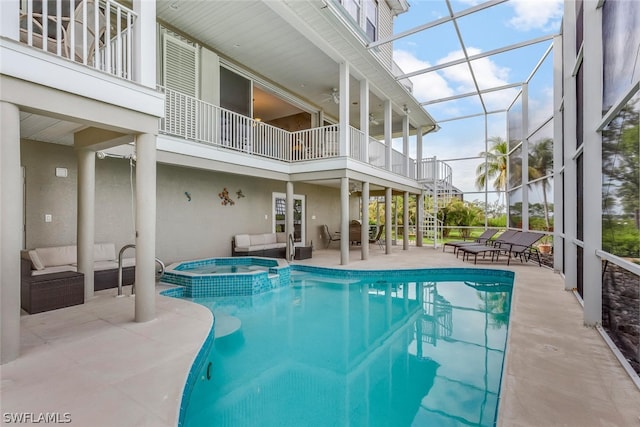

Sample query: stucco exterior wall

[21,140,345,265]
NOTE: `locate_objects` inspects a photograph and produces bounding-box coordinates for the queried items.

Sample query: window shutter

[163,34,199,140]
[163,34,198,96]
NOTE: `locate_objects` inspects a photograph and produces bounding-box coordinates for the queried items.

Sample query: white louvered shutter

[163,34,198,140]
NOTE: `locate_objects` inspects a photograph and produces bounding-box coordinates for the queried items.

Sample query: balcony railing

[160,87,451,184]
[18,0,136,80]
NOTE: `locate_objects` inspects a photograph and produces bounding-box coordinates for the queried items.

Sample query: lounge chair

[442,228,498,253]
[458,231,544,265]
[456,231,523,262]
[369,224,385,249]
[322,224,341,248]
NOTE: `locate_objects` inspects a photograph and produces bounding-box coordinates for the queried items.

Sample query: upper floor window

[341,0,378,41]
[364,0,378,41]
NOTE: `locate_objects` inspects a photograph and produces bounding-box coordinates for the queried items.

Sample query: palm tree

[528,138,553,230]
[475,136,508,204]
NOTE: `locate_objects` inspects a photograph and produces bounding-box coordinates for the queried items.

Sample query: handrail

[117,244,165,296]
[289,233,295,261]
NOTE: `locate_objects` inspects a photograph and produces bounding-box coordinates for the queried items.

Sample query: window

[364,0,378,41]
[341,0,378,41]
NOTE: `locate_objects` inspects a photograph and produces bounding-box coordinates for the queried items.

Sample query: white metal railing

[160,88,455,183]
[368,137,386,168]
[18,0,136,80]
[391,150,406,176]
[349,126,367,162]
[418,157,453,186]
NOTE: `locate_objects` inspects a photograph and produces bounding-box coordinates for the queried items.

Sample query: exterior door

[272,192,305,246]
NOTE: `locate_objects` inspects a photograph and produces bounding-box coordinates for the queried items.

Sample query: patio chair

[457,231,523,263]
[442,228,498,253]
[68,0,106,64]
[459,231,544,265]
[369,224,385,249]
[322,224,341,248]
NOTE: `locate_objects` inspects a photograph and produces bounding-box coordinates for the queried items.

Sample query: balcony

[159,87,453,188]
[18,0,136,80]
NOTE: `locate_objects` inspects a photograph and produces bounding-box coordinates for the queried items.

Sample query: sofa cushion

[235,234,251,248]
[94,243,116,262]
[121,257,136,268]
[35,245,77,268]
[31,265,77,276]
[93,260,119,271]
[250,234,266,246]
[276,232,287,243]
[264,233,277,244]
[28,250,45,270]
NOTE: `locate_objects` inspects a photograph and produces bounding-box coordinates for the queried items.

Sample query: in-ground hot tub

[161,257,290,298]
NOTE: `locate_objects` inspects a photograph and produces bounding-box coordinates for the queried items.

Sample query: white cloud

[436,47,518,110]
[508,0,563,32]
[393,50,454,102]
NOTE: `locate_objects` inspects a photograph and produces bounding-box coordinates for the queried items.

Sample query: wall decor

[236,189,245,198]
[184,191,191,202]
[218,188,235,206]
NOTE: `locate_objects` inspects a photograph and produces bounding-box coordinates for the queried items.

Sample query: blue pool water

[171,267,514,427]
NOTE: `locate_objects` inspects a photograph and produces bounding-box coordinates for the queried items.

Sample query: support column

[286,181,294,261]
[403,191,409,250]
[384,100,392,171]
[361,181,370,260]
[416,127,423,180]
[360,80,370,162]
[135,133,156,322]
[385,187,392,254]
[582,2,603,326]
[339,62,350,157]
[0,0,19,40]
[76,147,96,300]
[1,101,21,364]
[521,83,529,231]
[133,0,156,88]
[563,1,578,292]
[552,34,564,273]
[416,192,424,247]
[340,177,349,265]
[402,113,409,176]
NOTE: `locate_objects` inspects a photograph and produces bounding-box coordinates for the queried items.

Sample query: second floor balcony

[159,87,453,190]
[18,0,136,80]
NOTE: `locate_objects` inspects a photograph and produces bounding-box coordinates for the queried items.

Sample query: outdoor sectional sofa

[20,243,136,314]
[231,232,287,258]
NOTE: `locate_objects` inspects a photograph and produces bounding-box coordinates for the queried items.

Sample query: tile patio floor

[1,245,639,426]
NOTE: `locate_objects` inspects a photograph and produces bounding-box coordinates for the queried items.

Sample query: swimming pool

[167,266,514,427]
[161,257,290,297]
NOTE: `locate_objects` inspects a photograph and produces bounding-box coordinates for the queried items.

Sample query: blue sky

[391,0,561,201]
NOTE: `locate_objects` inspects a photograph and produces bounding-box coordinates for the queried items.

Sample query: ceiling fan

[369,114,380,125]
[320,88,340,104]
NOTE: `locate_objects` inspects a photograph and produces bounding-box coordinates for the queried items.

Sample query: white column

[384,100,392,171]
[360,80,370,162]
[286,181,294,261]
[402,114,409,176]
[433,156,439,249]
[0,0,19,40]
[552,35,564,273]
[361,181,369,260]
[582,2,603,326]
[416,127,423,180]
[135,133,156,322]
[340,177,349,265]
[133,0,156,88]
[521,83,529,231]
[339,62,350,157]
[1,101,21,364]
[416,127,424,247]
[385,187,392,254]
[403,191,409,250]
[563,0,578,292]
[416,192,424,247]
[76,147,96,300]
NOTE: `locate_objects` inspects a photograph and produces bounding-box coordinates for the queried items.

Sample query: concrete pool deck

[1,245,639,426]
